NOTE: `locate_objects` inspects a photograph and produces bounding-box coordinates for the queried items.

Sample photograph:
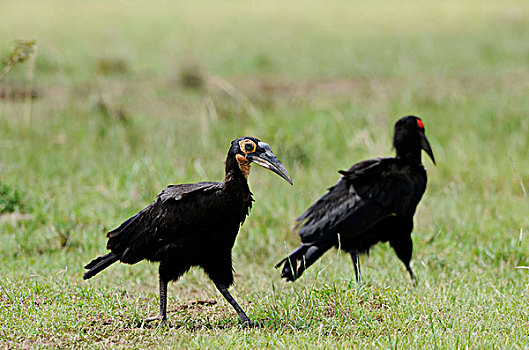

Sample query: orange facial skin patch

[417,118,425,129]
[236,154,251,179]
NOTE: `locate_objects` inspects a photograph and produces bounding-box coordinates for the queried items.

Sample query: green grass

[1,0,529,348]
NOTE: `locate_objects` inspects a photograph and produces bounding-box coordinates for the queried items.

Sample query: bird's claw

[144,315,161,323]
[241,318,260,328]
[144,314,168,325]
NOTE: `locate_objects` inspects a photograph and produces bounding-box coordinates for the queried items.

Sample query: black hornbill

[83,137,292,325]
[276,116,435,283]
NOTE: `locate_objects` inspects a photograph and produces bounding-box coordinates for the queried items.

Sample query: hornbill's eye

[238,139,257,154]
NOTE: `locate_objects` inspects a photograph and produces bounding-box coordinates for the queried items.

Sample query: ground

[0,0,528,348]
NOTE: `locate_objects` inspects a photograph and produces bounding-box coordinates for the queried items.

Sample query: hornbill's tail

[83,252,119,280]
[275,242,333,282]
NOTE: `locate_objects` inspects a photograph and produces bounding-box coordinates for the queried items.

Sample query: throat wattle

[236,154,251,179]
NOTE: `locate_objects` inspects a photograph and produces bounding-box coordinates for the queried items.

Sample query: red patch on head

[416,118,425,129]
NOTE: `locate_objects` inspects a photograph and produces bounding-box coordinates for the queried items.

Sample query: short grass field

[1,0,529,348]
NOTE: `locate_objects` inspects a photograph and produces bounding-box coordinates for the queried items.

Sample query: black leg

[215,283,253,326]
[406,264,417,286]
[390,234,417,285]
[159,276,168,321]
[145,275,168,323]
[350,251,362,284]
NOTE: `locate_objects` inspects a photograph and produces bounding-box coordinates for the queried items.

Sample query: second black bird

[276,116,435,283]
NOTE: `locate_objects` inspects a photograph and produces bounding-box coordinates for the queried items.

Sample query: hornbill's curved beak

[248,142,293,185]
[420,133,436,165]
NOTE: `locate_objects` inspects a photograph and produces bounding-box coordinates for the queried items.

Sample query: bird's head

[228,136,293,184]
[393,116,436,165]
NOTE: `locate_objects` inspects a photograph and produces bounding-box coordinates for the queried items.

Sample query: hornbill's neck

[394,131,424,164]
[223,152,251,193]
[396,148,423,164]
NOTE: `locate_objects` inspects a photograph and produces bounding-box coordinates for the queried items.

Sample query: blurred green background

[1,0,528,347]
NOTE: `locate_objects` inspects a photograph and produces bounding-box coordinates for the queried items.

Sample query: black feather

[83,252,119,280]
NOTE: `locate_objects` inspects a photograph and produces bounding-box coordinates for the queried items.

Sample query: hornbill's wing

[105,181,222,263]
[342,158,427,217]
[296,157,427,243]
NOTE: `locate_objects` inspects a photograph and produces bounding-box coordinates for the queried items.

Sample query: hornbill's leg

[405,264,417,285]
[390,235,417,285]
[350,251,362,284]
[215,283,253,326]
[145,274,169,323]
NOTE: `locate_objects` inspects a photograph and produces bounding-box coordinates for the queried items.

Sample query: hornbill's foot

[144,314,168,325]
[411,276,418,287]
[240,316,253,328]
[240,318,262,328]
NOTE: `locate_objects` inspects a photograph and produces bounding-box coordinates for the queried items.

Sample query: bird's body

[276,116,435,283]
[87,181,251,284]
[84,137,292,325]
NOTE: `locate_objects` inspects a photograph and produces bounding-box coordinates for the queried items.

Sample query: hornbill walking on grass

[83,137,292,325]
[276,116,435,283]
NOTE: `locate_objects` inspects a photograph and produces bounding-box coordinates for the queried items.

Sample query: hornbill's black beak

[420,133,436,165]
[248,142,293,185]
